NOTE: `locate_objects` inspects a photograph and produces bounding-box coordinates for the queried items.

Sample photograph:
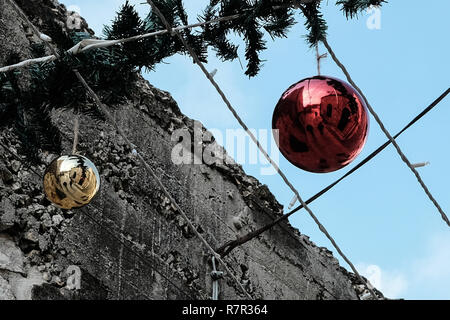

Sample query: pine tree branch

[337,0,386,18]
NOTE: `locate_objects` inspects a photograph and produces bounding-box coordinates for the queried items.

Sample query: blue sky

[60,0,450,299]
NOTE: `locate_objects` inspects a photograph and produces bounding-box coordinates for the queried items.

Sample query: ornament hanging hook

[315,44,327,76]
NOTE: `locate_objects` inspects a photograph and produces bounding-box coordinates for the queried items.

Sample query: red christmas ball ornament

[272,76,369,173]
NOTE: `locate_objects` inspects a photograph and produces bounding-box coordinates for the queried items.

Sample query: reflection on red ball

[272,76,369,173]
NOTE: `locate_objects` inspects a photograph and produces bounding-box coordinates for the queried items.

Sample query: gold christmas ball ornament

[43,155,100,209]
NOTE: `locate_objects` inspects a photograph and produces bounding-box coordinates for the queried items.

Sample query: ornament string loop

[315,44,327,76]
[8,0,449,301]
[216,87,450,261]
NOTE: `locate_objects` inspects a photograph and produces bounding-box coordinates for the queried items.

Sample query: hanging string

[145,0,379,300]
[322,37,450,227]
[0,1,308,74]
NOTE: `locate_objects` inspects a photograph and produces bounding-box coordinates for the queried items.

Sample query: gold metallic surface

[43,155,100,209]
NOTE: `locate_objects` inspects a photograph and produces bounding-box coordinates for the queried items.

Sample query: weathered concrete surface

[0,0,381,300]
